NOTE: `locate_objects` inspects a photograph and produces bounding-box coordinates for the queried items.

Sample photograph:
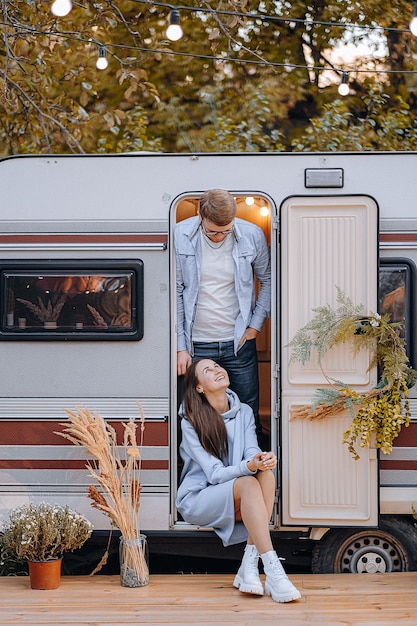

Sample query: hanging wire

[1,3,417,78]
[129,0,411,34]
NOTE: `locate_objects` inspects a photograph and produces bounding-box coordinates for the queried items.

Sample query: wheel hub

[337,534,406,573]
[353,549,387,573]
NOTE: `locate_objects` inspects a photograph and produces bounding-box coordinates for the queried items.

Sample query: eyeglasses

[201,221,234,237]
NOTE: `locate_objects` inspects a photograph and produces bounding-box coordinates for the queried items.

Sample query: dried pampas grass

[55,404,146,578]
[290,386,385,422]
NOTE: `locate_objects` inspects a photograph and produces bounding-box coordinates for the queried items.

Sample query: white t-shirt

[192,231,239,342]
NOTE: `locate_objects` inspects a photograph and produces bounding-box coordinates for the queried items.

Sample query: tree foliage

[292,88,417,151]
[1,0,417,154]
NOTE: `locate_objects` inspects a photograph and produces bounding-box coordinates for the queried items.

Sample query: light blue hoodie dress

[176,388,262,547]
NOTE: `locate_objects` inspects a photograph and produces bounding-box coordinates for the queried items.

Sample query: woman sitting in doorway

[176,358,301,603]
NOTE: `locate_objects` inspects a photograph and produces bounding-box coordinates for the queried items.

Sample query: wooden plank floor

[1,572,417,625]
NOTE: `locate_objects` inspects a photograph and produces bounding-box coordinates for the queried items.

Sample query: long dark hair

[182,360,228,460]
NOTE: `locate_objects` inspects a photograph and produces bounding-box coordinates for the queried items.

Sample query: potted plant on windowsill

[0,502,93,589]
[16,294,67,328]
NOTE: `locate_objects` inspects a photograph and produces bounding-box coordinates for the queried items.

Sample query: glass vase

[119,535,149,587]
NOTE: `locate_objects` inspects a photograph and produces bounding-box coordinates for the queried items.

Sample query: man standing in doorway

[175,188,271,445]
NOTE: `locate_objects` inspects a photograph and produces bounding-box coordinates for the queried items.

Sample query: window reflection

[8,273,132,330]
[379,265,407,339]
[1,261,143,340]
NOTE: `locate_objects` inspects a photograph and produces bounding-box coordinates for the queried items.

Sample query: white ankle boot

[233,544,264,595]
[260,551,301,603]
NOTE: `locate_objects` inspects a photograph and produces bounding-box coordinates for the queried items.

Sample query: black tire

[311,516,417,573]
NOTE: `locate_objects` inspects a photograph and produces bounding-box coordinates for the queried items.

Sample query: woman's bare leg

[233,473,275,554]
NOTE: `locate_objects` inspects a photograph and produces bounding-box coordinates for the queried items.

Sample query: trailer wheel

[311,516,417,573]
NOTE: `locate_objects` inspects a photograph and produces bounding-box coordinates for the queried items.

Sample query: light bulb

[410,3,417,36]
[166,8,183,42]
[338,83,349,96]
[245,196,255,206]
[96,47,108,70]
[51,0,72,17]
[260,206,270,217]
[96,57,108,70]
[338,72,349,96]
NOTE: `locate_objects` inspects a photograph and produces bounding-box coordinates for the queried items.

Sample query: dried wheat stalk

[86,304,108,328]
[55,404,147,579]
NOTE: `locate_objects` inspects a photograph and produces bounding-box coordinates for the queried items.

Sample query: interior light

[166,8,183,42]
[245,196,255,206]
[51,0,72,17]
[338,71,349,97]
[260,206,270,217]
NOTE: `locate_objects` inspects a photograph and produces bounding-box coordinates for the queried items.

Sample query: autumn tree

[1,1,417,154]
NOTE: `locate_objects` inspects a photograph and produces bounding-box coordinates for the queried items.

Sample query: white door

[280,195,379,526]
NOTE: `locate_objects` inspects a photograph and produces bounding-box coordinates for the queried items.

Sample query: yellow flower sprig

[289,288,417,459]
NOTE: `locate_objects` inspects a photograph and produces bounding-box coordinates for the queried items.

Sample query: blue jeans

[192,339,263,443]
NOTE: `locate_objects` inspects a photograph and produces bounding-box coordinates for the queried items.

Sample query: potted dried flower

[16,294,67,328]
[57,404,148,587]
[0,502,93,589]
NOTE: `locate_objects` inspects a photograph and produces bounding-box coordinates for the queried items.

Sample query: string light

[5,21,417,82]
[96,46,109,70]
[51,0,72,17]
[131,0,408,34]
[166,8,183,42]
[338,71,349,96]
[4,4,417,83]
[410,2,417,36]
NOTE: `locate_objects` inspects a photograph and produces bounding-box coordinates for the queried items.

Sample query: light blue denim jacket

[175,216,271,355]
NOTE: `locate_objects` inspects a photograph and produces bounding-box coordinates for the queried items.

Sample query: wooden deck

[1,572,417,625]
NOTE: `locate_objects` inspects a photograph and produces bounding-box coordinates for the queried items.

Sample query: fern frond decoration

[288,288,417,459]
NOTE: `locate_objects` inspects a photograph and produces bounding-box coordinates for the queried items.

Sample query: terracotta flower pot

[28,558,62,590]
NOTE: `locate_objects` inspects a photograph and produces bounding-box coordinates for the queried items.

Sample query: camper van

[0,151,416,574]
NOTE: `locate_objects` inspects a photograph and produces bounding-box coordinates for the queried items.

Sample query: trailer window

[0,260,143,341]
[379,259,415,367]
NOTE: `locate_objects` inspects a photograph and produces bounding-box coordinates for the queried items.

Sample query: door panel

[280,196,379,526]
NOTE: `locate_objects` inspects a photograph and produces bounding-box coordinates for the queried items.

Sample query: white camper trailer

[0,151,416,573]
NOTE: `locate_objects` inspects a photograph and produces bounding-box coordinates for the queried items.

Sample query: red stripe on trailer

[379,459,417,470]
[390,422,417,447]
[0,459,168,470]
[0,234,168,244]
[380,232,417,242]
[0,421,168,446]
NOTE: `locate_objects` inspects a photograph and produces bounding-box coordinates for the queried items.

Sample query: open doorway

[174,193,272,450]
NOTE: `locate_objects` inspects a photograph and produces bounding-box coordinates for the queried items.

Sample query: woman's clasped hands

[249,451,277,472]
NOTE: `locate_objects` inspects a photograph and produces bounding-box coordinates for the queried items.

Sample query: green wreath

[288,288,417,459]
